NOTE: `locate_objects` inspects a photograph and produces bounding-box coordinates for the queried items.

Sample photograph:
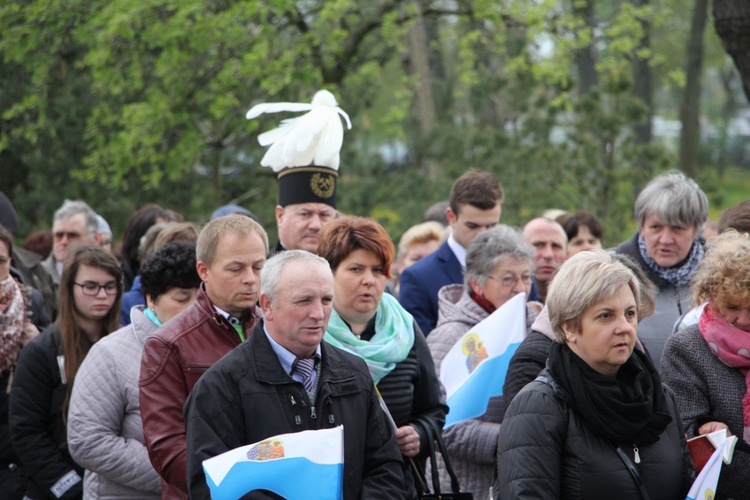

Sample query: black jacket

[362,320,447,464]
[495,369,693,500]
[9,326,83,499]
[10,266,51,330]
[11,248,57,322]
[502,329,553,412]
[185,322,407,499]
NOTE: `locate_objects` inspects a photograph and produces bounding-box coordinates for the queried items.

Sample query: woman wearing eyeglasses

[9,244,122,500]
[426,225,541,499]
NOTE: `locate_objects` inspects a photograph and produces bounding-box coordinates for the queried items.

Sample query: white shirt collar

[213,305,240,323]
[447,234,467,267]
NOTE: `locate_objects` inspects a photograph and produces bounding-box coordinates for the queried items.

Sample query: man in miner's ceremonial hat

[246,89,352,255]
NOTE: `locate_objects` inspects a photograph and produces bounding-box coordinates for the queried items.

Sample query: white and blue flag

[686,430,737,500]
[440,293,527,428]
[202,426,344,500]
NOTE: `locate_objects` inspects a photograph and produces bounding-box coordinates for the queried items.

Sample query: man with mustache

[139,214,268,499]
[274,199,337,255]
[271,166,339,255]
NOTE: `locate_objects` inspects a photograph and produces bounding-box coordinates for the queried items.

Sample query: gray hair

[465,225,533,288]
[261,250,331,306]
[547,250,652,343]
[54,200,99,237]
[634,170,708,231]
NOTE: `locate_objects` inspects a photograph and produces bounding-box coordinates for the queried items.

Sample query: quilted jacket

[426,284,539,499]
[67,307,162,499]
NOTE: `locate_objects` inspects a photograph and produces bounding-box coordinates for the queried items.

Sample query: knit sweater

[662,324,750,499]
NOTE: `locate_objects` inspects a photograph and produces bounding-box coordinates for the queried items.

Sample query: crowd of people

[2,98,750,499]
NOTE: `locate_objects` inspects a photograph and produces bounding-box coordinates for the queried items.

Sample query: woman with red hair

[318,217,447,497]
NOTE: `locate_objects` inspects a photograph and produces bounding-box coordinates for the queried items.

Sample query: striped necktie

[294,357,316,392]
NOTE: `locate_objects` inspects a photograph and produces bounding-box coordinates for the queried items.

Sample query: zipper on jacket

[633,444,641,464]
[290,395,297,407]
[327,397,335,425]
[296,395,309,425]
[310,406,316,419]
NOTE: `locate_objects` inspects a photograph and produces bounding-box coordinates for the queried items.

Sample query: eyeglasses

[487,275,532,288]
[74,281,119,296]
[54,231,83,241]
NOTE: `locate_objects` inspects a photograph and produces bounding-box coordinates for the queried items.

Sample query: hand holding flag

[686,429,738,500]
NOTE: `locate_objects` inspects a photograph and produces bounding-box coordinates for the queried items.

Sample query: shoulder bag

[409,418,473,500]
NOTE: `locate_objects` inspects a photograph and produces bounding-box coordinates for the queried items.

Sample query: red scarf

[699,303,750,444]
[469,290,496,315]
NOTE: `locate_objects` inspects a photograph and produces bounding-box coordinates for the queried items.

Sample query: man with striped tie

[185,250,406,499]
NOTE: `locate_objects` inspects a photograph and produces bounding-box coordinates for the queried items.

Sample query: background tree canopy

[1,0,749,247]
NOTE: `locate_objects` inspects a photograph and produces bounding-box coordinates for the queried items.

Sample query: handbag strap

[408,456,430,494]
[423,418,464,494]
[613,444,651,500]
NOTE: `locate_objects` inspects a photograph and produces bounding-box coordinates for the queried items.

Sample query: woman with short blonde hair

[496,250,693,499]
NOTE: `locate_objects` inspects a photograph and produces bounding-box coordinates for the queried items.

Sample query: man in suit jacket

[399,170,504,335]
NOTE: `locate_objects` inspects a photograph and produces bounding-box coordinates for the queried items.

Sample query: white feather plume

[245,90,352,172]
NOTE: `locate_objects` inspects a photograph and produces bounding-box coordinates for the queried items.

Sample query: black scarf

[547,343,672,446]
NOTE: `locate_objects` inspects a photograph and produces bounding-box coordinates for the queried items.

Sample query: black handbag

[410,419,473,500]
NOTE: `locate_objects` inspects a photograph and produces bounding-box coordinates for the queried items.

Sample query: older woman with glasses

[426,225,541,499]
[10,244,123,500]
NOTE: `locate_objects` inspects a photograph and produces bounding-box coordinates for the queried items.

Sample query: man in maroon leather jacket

[139,214,268,499]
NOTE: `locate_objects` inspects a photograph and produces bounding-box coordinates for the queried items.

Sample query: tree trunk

[715,64,740,177]
[713,0,750,103]
[678,0,709,178]
[571,0,598,94]
[406,4,439,177]
[632,0,653,192]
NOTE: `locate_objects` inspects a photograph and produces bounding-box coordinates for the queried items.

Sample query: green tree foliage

[0,0,734,246]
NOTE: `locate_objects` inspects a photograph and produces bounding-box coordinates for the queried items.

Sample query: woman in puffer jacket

[496,250,694,499]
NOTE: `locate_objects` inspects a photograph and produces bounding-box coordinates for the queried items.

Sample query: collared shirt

[263,326,321,387]
[446,234,467,268]
[213,306,245,341]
